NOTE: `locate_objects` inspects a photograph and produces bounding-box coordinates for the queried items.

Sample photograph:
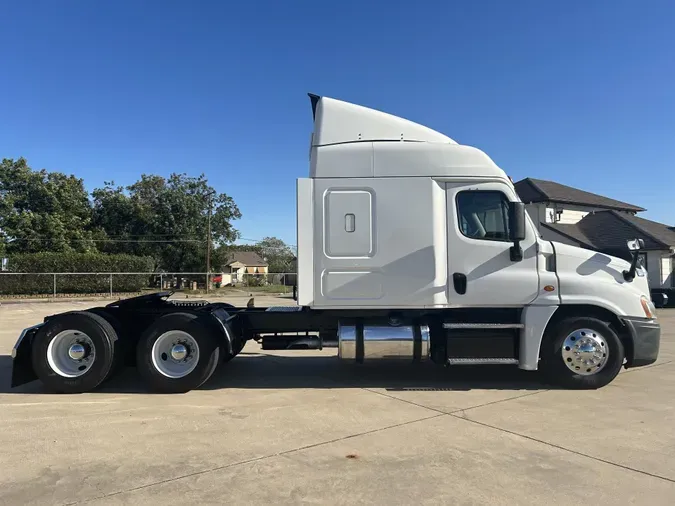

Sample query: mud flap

[11,326,41,387]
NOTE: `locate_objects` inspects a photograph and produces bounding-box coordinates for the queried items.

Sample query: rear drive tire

[87,308,127,382]
[540,316,624,389]
[31,311,118,393]
[136,312,220,393]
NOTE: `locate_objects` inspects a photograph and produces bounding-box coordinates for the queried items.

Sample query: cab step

[443,323,524,329]
[447,358,519,365]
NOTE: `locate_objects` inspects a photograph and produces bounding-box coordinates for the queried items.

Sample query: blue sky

[1,0,674,246]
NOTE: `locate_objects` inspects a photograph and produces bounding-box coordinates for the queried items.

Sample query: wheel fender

[519,306,558,371]
[205,308,236,356]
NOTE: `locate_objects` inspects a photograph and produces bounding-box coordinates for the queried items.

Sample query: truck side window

[456,191,510,241]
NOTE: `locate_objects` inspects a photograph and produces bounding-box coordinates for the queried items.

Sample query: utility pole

[206,191,215,293]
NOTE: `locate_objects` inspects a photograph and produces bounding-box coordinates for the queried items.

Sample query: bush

[0,252,155,295]
[243,274,267,287]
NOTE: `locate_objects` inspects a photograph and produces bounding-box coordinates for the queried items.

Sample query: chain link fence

[0,272,297,298]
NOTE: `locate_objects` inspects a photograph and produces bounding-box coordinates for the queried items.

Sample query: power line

[6,238,204,243]
[238,237,298,248]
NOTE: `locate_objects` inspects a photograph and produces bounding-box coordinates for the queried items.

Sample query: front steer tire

[31,311,118,393]
[539,316,625,389]
[136,312,221,393]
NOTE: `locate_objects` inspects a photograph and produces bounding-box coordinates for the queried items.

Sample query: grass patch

[243,284,292,293]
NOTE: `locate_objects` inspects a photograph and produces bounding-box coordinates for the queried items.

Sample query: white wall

[525,201,634,228]
[645,250,674,289]
[526,202,592,229]
[545,203,595,225]
[525,203,546,231]
[661,256,673,288]
[556,209,589,224]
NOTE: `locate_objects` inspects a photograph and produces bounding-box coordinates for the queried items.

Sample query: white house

[219,252,269,285]
[515,178,675,299]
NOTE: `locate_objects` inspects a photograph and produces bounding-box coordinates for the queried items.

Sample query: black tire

[87,308,127,381]
[136,312,221,393]
[540,316,625,389]
[31,311,118,393]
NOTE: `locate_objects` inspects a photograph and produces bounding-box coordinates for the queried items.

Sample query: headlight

[640,296,657,319]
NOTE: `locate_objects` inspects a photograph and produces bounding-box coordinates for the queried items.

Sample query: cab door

[446,181,539,307]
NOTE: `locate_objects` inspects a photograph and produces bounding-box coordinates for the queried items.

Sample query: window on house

[661,256,674,288]
[456,191,511,242]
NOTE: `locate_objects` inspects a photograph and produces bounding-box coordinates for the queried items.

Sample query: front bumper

[621,317,660,368]
[10,324,42,388]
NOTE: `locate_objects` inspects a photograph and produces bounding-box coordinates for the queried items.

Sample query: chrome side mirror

[627,238,645,251]
[623,238,645,282]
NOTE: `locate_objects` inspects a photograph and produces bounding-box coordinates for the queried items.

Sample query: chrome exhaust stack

[338,321,430,363]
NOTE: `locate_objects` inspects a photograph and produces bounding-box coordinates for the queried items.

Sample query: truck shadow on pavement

[1,352,553,394]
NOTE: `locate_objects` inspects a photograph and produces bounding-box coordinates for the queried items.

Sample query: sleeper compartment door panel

[324,190,374,258]
[312,177,444,307]
[319,187,381,300]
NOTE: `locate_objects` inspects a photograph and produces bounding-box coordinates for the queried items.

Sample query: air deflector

[308,93,321,120]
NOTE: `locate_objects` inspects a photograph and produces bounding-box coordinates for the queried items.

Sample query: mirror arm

[623,252,640,282]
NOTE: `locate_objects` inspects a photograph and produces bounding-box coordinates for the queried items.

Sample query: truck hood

[552,241,651,317]
[553,241,631,274]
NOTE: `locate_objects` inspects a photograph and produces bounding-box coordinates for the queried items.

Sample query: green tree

[212,237,295,273]
[92,173,241,271]
[257,237,296,273]
[0,158,96,254]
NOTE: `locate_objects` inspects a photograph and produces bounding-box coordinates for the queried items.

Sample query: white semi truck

[11,94,661,393]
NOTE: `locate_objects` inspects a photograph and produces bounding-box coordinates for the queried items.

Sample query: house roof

[515,178,645,212]
[541,222,596,249]
[616,213,675,248]
[543,210,675,251]
[226,251,268,267]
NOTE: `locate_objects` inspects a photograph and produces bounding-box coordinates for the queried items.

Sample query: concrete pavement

[1,300,674,505]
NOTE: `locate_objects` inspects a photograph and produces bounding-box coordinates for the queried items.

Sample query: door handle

[453,273,467,295]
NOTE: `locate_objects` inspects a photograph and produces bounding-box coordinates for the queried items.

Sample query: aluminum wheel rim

[151,330,200,379]
[561,328,609,376]
[47,330,96,378]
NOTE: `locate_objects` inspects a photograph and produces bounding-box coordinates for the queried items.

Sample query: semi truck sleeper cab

[10,94,661,393]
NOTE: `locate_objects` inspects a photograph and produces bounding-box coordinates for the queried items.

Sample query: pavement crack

[70,413,445,504]
[448,389,550,414]
[448,390,550,420]
[449,413,675,484]
[360,386,551,416]
[360,387,449,415]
